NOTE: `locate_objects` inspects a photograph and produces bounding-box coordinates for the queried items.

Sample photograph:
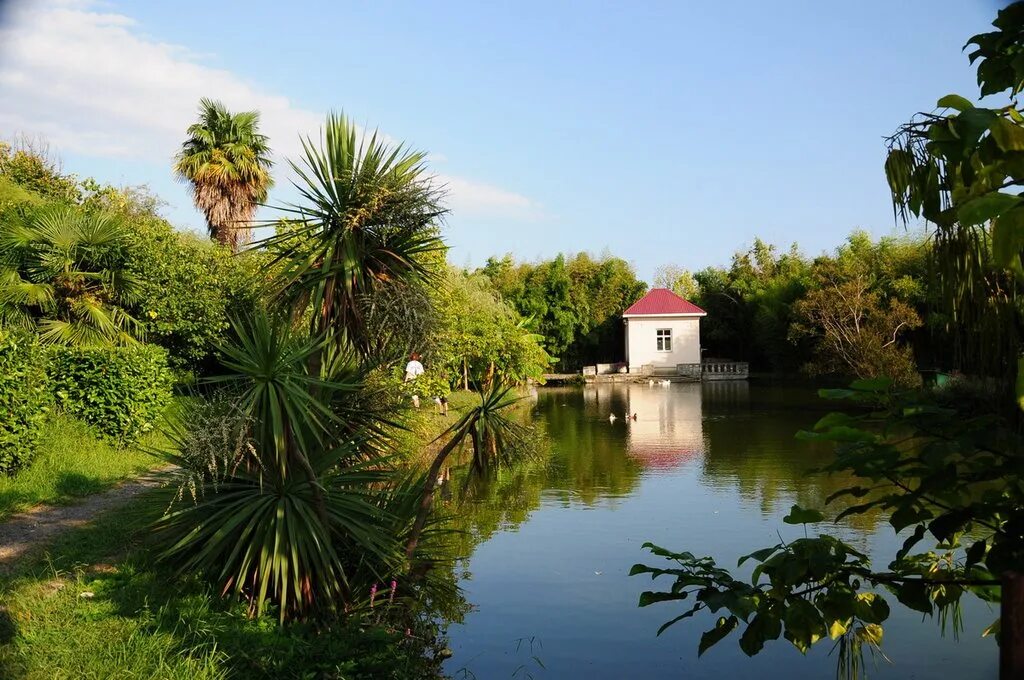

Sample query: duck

[631,413,638,421]
[648,379,655,386]
[609,413,617,422]
[659,379,671,386]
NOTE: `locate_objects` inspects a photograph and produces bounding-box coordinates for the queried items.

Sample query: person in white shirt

[404,352,425,407]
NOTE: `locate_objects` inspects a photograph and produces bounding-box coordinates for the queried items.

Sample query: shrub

[122,213,268,375]
[0,329,51,474]
[48,344,173,445]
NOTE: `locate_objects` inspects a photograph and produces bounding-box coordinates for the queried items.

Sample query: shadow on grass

[54,472,106,499]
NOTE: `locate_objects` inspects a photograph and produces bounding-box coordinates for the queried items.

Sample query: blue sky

[0,0,1006,281]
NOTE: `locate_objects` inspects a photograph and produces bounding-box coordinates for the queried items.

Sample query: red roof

[623,288,706,316]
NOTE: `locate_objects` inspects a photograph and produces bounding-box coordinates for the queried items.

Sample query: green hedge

[48,344,172,445]
[0,330,52,474]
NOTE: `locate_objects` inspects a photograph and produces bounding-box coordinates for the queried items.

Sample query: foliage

[0,138,81,203]
[632,379,1012,675]
[883,2,1024,390]
[152,314,409,622]
[479,251,646,370]
[790,262,922,386]
[174,98,274,250]
[0,329,51,474]
[0,494,452,680]
[429,267,552,388]
[259,112,446,361]
[653,263,700,300]
[119,203,268,373]
[0,205,144,345]
[48,343,173,445]
[691,239,812,369]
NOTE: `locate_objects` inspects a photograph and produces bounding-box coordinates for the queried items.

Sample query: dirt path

[0,469,171,568]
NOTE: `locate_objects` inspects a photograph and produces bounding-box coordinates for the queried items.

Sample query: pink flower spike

[370,583,378,607]
[405,627,412,637]
[389,579,397,602]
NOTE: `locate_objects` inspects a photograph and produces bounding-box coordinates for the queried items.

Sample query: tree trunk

[1002,571,1024,680]
[463,358,469,391]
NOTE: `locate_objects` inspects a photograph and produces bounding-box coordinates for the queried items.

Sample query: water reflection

[439,383,995,679]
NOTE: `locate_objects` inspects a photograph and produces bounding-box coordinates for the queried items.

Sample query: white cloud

[0,0,539,219]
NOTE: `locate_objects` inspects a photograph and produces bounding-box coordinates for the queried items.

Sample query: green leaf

[738,546,780,567]
[639,591,688,607]
[965,539,988,567]
[957,192,1021,227]
[990,116,1024,151]
[739,612,782,656]
[992,208,1024,279]
[656,606,701,636]
[783,504,825,525]
[698,616,738,657]
[828,619,849,640]
[783,599,826,654]
[889,580,933,614]
[937,94,974,112]
[857,623,884,646]
[853,592,890,625]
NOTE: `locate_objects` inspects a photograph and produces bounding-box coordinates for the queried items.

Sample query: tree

[173,98,273,251]
[632,5,1024,678]
[260,112,445,361]
[653,264,699,300]
[791,264,922,387]
[0,205,143,345]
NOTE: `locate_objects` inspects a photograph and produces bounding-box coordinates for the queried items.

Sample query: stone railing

[701,361,749,380]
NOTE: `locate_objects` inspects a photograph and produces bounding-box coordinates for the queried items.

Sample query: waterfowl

[609,413,617,422]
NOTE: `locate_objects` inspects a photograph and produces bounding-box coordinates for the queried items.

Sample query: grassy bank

[0,414,172,522]
[0,490,446,680]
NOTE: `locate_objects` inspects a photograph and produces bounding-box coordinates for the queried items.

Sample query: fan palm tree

[0,206,142,345]
[174,98,273,251]
[258,112,446,360]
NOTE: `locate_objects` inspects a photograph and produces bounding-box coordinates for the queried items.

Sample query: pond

[440,382,997,679]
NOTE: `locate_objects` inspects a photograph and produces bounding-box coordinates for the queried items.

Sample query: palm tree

[259,112,446,359]
[0,206,142,345]
[174,98,273,251]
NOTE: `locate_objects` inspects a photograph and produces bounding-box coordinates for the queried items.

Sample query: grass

[0,405,180,522]
[0,493,444,679]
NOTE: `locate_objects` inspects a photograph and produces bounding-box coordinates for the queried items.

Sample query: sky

[0,0,1009,282]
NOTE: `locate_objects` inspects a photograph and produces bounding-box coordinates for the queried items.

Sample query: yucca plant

[405,384,529,558]
[257,113,447,360]
[174,98,273,251]
[0,206,142,345]
[153,313,406,622]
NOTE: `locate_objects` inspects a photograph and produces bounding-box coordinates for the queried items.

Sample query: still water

[441,382,997,679]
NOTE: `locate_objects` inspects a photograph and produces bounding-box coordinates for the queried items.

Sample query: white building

[623,288,707,376]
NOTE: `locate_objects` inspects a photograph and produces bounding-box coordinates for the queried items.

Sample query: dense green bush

[48,344,172,445]
[123,214,268,375]
[0,329,51,474]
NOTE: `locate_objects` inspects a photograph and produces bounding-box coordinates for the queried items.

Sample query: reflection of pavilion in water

[584,383,710,470]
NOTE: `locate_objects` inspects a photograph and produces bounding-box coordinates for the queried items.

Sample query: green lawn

[0,413,170,522]
[0,493,444,680]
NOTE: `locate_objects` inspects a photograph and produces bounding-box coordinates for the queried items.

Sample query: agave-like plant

[153,313,407,621]
[405,384,530,558]
[258,113,447,360]
[0,206,142,345]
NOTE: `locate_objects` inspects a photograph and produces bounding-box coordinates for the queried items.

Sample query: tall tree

[173,98,273,251]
